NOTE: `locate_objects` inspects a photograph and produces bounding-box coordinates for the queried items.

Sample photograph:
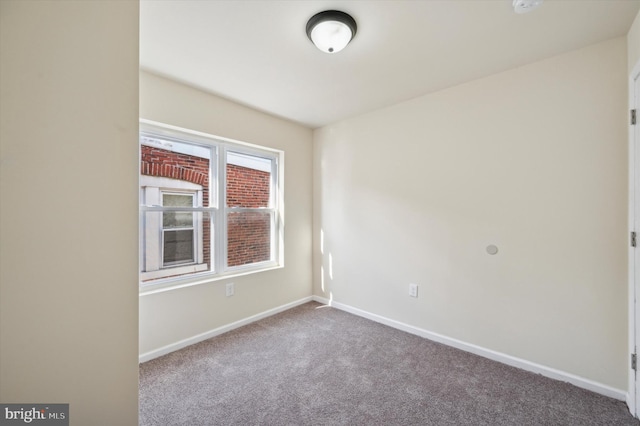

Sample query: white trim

[139,264,284,295]
[140,118,283,155]
[139,296,313,363]
[140,263,208,281]
[313,296,626,401]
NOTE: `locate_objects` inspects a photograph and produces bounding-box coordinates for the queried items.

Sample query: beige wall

[139,71,313,356]
[0,1,139,425]
[313,37,629,389]
[629,9,640,74]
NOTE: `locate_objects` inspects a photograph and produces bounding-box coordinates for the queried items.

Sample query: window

[162,192,196,266]
[139,122,282,288]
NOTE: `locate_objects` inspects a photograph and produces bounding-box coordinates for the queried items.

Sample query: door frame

[628,58,640,417]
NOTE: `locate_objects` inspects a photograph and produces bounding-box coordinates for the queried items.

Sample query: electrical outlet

[226,283,234,297]
[409,283,418,298]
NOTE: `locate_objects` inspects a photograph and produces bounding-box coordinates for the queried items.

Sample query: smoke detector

[513,0,543,14]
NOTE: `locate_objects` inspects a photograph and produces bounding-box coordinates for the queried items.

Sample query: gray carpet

[139,302,639,425]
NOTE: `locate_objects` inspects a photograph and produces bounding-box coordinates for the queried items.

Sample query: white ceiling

[140,0,640,129]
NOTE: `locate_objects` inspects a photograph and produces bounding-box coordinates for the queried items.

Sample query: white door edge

[629,58,640,418]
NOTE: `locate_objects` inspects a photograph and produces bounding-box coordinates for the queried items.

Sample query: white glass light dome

[306,11,357,54]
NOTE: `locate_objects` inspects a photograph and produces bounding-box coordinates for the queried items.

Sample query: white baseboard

[139,296,313,363]
[312,295,626,401]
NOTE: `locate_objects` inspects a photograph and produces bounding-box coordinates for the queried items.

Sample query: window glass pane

[164,229,194,265]
[162,194,194,228]
[227,211,271,267]
[163,211,193,228]
[226,151,271,208]
[163,193,193,207]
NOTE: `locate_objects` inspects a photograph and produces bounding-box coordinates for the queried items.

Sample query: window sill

[140,263,209,281]
[139,263,283,296]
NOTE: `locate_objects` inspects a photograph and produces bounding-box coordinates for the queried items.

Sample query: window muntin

[139,124,282,289]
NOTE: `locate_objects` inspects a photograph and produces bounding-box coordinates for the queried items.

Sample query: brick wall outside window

[226,164,271,267]
[141,145,210,268]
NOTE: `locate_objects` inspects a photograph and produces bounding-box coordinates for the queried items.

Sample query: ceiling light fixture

[512,0,543,14]
[306,10,357,54]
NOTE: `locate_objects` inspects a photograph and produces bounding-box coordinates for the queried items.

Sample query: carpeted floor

[139,302,639,425]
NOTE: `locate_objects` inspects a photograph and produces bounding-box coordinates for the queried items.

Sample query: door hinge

[632,231,637,248]
[632,353,637,371]
[632,109,637,126]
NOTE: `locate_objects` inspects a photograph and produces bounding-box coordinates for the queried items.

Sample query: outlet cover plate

[409,283,418,298]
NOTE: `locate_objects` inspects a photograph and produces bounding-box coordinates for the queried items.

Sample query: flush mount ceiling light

[513,0,543,14]
[306,10,357,54]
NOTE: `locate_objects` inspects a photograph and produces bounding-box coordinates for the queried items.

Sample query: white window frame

[139,120,284,293]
